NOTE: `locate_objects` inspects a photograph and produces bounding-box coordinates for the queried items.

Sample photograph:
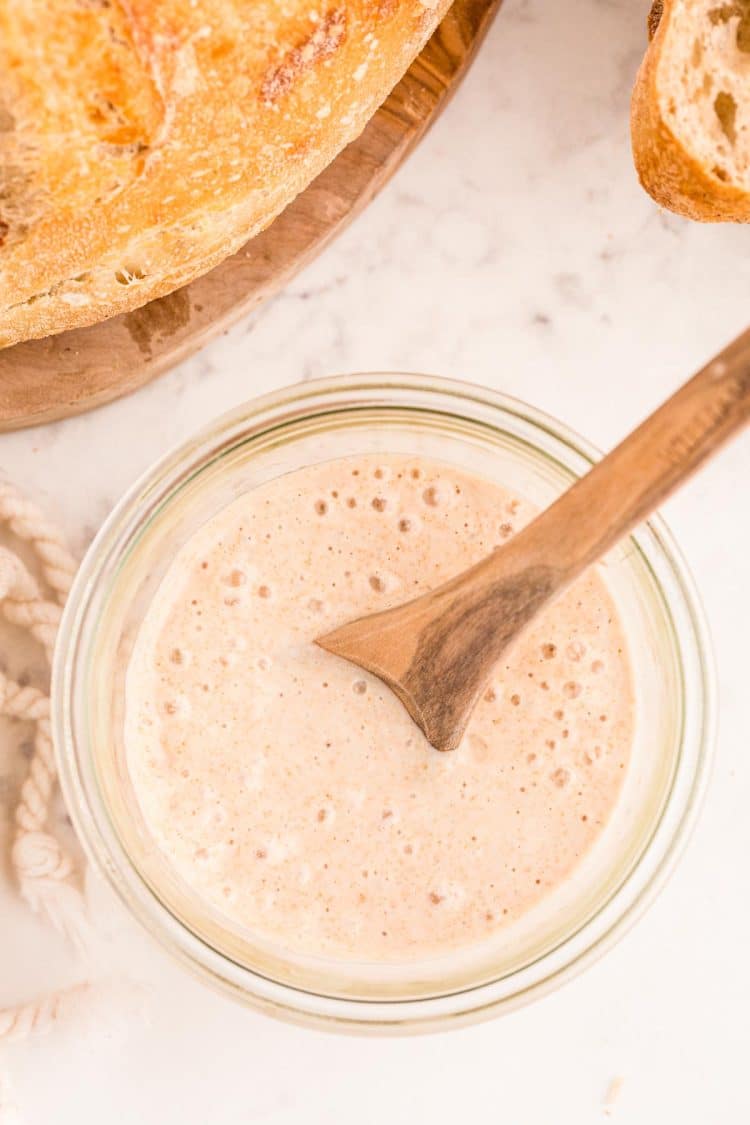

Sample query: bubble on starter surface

[240,757,267,793]
[469,733,490,761]
[427,882,465,910]
[197,800,228,829]
[255,835,295,864]
[551,767,570,788]
[163,694,191,718]
[298,863,312,886]
[315,804,336,827]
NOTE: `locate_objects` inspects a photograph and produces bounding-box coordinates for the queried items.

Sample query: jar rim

[53,373,716,1033]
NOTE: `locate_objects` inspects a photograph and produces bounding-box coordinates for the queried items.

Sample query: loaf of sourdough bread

[0,0,451,347]
[632,0,750,221]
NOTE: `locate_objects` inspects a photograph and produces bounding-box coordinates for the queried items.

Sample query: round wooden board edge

[0,0,503,431]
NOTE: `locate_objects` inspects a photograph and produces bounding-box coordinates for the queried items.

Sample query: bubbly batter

[126,454,634,961]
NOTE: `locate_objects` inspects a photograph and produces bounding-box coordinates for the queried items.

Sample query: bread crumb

[603,1075,624,1116]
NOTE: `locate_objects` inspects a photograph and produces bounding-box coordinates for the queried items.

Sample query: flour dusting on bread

[261,9,348,104]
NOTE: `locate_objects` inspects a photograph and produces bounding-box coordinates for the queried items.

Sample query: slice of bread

[0,0,451,347]
[632,0,750,221]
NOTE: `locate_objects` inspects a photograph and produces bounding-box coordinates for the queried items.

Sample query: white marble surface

[2,0,750,1120]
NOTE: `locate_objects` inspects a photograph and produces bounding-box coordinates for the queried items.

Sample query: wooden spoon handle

[504,326,750,585]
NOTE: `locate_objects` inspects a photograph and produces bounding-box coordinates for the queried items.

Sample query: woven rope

[0,984,90,1044]
[0,484,76,604]
[0,482,88,1042]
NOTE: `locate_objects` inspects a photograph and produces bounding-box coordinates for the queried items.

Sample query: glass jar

[53,374,715,1033]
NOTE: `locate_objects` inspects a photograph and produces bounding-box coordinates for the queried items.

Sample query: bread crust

[631,0,750,221]
[0,0,452,347]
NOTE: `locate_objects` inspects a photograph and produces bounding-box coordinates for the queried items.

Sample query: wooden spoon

[317,330,750,751]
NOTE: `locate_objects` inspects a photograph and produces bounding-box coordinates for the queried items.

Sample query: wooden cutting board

[0,0,502,431]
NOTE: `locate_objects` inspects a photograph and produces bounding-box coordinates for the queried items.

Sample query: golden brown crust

[0,0,451,347]
[631,0,750,221]
[647,0,664,40]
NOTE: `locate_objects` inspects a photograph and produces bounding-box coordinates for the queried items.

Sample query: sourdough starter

[126,454,634,960]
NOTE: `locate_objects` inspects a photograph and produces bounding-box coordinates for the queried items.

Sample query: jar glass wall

[53,374,715,1033]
